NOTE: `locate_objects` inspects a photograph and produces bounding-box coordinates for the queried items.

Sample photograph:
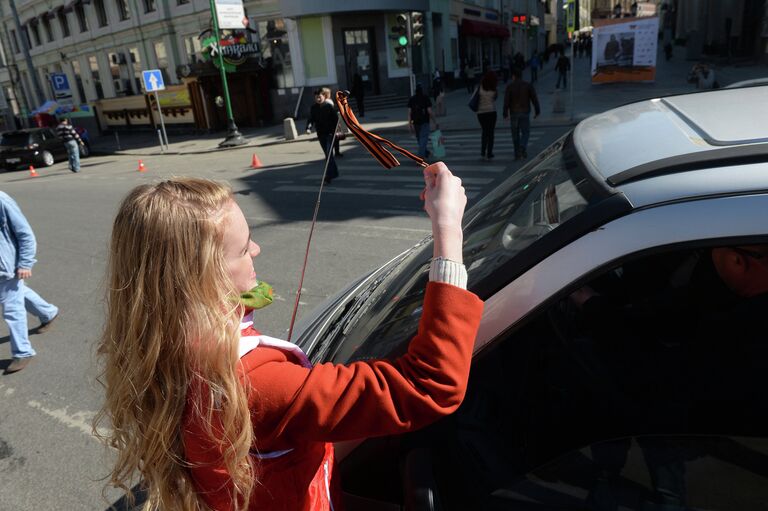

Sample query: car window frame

[475,192,768,356]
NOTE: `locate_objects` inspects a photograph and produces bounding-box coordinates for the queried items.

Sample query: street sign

[214,0,247,30]
[50,72,73,105]
[566,0,576,34]
[142,69,165,92]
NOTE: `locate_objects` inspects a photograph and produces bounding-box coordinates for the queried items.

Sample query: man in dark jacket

[306,88,340,184]
[502,68,540,159]
[555,52,571,89]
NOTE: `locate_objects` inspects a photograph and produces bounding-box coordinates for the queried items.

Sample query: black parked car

[0,128,90,170]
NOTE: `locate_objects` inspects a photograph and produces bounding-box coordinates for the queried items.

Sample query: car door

[338,193,768,510]
[42,128,65,158]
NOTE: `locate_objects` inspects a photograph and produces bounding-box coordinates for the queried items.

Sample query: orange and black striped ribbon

[335,90,427,169]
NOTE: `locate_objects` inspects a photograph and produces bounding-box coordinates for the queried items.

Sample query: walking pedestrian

[529,52,541,83]
[95,172,483,510]
[475,71,498,160]
[351,72,365,118]
[408,83,438,159]
[306,88,340,184]
[503,67,541,160]
[0,192,59,374]
[555,52,571,89]
[321,87,343,158]
[56,117,85,173]
[462,59,473,93]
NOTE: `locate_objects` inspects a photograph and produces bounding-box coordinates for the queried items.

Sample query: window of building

[183,35,202,63]
[153,40,170,84]
[94,0,109,27]
[42,16,54,43]
[58,10,71,38]
[9,29,20,54]
[29,22,40,47]
[143,0,156,13]
[116,0,130,20]
[107,51,125,95]
[89,55,104,99]
[256,19,294,88]
[129,47,142,93]
[177,0,190,4]
[71,60,86,102]
[75,2,88,32]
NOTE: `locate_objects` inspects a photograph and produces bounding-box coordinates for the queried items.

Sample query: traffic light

[391,13,408,47]
[512,14,528,25]
[391,13,409,67]
[411,12,425,46]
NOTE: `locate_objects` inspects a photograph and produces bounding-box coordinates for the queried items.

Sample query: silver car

[294,86,768,511]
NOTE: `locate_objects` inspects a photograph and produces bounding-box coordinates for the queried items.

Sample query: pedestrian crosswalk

[269,129,549,209]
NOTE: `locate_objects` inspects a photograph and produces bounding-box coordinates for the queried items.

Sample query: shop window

[256,19,294,88]
[116,0,131,21]
[89,55,104,99]
[94,0,109,27]
[9,29,19,54]
[75,2,88,33]
[42,16,54,42]
[153,40,170,85]
[71,60,86,102]
[58,10,71,37]
[29,22,40,47]
[184,35,202,64]
[129,47,142,93]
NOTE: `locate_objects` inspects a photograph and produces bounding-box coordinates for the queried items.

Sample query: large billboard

[591,16,659,84]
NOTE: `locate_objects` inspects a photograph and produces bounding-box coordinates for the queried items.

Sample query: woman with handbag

[476,71,498,160]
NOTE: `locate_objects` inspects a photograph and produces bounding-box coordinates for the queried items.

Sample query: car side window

[428,245,768,510]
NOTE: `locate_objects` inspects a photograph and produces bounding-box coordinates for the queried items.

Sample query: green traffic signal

[398,35,408,46]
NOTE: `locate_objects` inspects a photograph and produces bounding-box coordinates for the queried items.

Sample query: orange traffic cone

[29,165,38,177]
[250,153,263,169]
[137,160,146,172]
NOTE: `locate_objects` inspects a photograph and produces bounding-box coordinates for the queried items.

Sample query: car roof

[574,86,768,206]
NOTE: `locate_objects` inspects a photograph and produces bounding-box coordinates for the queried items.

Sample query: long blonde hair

[95,178,255,510]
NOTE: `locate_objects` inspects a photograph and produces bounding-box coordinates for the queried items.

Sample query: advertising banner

[591,16,659,84]
[214,0,247,30]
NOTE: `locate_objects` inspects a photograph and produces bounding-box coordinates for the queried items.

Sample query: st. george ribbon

[286,90,429,342]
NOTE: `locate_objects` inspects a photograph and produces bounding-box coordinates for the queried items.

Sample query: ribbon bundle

[335,90,427,169]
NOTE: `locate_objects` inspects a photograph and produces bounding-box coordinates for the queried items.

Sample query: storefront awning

[461,19,510,39]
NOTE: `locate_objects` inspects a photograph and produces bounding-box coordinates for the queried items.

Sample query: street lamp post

[208,0,245,147]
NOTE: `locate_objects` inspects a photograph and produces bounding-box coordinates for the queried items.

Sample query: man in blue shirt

[0,192,58,373]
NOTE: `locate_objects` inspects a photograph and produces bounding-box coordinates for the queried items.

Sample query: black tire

[41,151,55,167]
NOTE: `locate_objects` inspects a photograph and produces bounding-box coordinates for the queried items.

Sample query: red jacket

[183,282,484,510]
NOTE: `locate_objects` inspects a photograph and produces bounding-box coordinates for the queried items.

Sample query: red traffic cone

[250,153,263,169]
[29,165,38,177]
[137,160,146,172]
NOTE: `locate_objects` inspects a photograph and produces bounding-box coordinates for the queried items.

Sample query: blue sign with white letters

[50,73,70,92]
[142,69,165,92]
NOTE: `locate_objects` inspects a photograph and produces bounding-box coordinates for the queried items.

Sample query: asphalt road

[0,124,569,510]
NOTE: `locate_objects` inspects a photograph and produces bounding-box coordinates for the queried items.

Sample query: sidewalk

[92,46,766,157]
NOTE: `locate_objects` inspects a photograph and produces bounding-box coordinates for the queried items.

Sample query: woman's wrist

[432,224,463,263]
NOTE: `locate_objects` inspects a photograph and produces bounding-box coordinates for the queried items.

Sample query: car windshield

[0,133,30,147]
[316,133,615,364]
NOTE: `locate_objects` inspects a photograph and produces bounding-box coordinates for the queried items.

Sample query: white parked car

[293,86,768,511]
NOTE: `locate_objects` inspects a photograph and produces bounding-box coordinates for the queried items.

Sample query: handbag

[468,88,480,112]
[429,129,446,159]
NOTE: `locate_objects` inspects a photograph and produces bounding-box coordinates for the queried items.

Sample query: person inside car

[95,165,484,511]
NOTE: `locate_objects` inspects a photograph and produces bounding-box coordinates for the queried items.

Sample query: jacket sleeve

[244,282,484,446]
[3,197,36,270]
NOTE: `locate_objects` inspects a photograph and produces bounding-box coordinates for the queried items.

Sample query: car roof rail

[607,142,768,186]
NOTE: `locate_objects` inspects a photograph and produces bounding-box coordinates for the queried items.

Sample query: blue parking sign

[142,69,165,92]
[50,73,70,92]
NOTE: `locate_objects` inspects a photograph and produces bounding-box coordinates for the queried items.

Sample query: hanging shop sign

[201,32,261,72]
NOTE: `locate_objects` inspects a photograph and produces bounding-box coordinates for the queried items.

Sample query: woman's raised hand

[422,162,465,263]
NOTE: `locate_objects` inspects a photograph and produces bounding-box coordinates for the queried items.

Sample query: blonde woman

[96,165,483,510]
